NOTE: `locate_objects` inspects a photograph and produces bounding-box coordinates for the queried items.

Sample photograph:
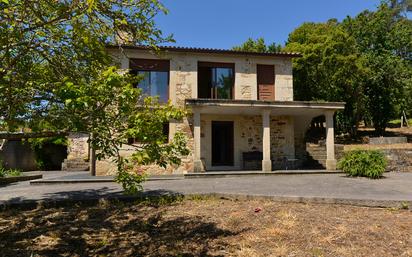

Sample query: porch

[186,99,345,172]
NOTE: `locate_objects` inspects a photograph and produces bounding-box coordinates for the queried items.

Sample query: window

[137,71,168,102]
[198,62,234,99]
[129,59,170,102]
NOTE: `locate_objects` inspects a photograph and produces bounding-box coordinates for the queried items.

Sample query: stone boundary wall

[381,149,412,172]
[369,137,407,145]
[0,140,37,171]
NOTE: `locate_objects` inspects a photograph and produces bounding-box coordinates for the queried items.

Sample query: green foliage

[338,150,388,179]
[0,0,189,192]
[0,0,171,131]
[5,168,21,177]
[341,4,412,134]
[285,19,367,135]
[0,160,22,177]
[0,167,6,178]
[233,37,283,53]
[282,2,412,135]
[234,4,412,136]
[60,67,189,194]
[115,165,147,195]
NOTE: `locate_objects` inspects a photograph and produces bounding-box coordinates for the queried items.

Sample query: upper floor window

[129,59,170,102]
[198,62,234,99]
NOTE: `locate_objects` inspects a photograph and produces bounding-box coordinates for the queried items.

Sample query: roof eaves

[106,45,302,58]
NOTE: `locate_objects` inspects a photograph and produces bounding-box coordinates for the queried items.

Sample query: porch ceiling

[186,99,345,116]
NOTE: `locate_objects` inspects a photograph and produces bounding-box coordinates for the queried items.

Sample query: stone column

[262,110,272,172]
[193,111,202,172]
[325,111,337,170]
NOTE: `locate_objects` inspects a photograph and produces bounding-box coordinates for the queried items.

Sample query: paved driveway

[0,171,411,207]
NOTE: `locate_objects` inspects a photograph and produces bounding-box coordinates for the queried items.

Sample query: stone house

[66,46,345,175]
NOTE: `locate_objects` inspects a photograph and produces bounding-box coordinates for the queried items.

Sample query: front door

[212,121,234,166]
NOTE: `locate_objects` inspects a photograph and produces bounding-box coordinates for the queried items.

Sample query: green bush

[338,150,387,179]
[0,168,6,177]
[0,160,6,177]
[6,169,22,177]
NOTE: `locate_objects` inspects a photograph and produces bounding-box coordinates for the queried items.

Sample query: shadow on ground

[0,192,241,257]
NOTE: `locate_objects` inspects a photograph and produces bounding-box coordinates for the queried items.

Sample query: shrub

[338,149,387,179]
[0,168,6,178]
[0,160,22,177]
[0,160,6,177]
[6,169,22,177]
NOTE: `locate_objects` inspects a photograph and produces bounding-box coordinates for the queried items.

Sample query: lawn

[0,197,411,257]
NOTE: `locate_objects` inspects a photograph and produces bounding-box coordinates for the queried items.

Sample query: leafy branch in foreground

[55,67,189,194]
[1,0,187,193]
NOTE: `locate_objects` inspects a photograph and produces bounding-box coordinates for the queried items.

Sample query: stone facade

[87,48,312,175]
[108,48,294,102]
[196,114,295,171]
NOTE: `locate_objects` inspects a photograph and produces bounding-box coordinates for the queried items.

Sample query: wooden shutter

[129,58,169,71]
[257,65,275,100]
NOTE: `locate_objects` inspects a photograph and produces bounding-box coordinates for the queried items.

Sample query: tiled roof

[106,45,301,58]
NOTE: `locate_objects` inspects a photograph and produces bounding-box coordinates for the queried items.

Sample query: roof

[106,45,302,58]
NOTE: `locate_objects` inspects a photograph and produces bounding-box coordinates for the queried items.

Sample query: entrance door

[257,64,275,100]
[212,121,234,166]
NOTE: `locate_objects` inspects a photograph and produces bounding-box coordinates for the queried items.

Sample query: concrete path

[0,171,411,208]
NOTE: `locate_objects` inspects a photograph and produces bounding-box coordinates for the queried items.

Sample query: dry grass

[0,198,411,257]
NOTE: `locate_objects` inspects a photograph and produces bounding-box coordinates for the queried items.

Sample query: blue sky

[156,0,383,49]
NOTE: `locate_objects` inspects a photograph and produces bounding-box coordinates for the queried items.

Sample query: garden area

[0,197,411,257]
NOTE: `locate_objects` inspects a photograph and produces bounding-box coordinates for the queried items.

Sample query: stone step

[62,158,89,171]
[64,161,89,165]
[64,167,89,171]
[306,150,326,155]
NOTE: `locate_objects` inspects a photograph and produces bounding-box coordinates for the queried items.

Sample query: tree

[284,20,367,135]
[1,0,172,130]
[342,3,412,134]
[234,2,411,135]
[58,68,189,193]
[233,37,283,53]
[0,0,189,193]
[390,0,412,12]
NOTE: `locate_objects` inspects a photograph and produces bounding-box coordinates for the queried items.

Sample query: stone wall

[383,149,412,172]
[369,137,408,145]
[95,118,195,176]
[270,116,295,169]
[274,59,294,101]
[1,140,67,171]
[199,114,295,171]
[66,133,89,161]
[0,140,37,171]
[109,48,295,102]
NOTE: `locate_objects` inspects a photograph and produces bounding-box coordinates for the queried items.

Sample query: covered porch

[186,99,345,172]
